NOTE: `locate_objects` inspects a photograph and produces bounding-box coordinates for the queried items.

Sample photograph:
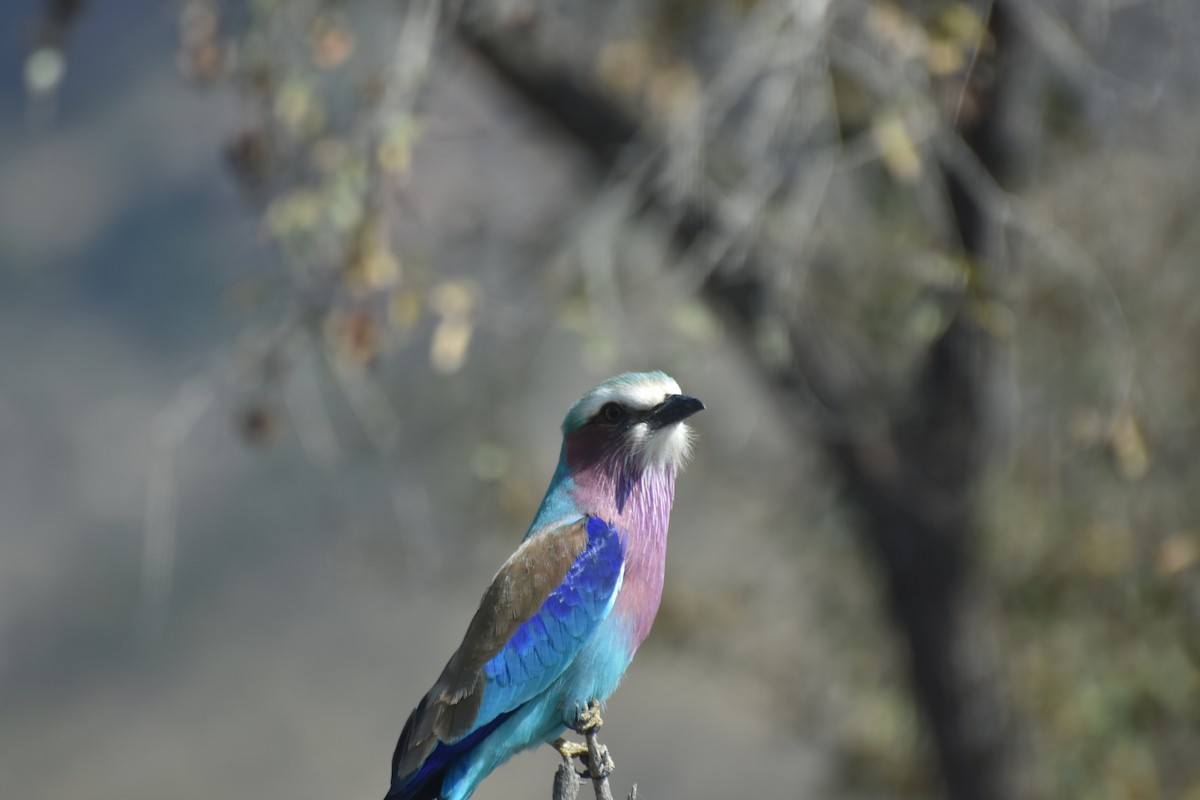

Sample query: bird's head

[561,371,704,475]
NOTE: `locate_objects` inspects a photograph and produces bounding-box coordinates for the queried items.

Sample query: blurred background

[2,1,1199,799]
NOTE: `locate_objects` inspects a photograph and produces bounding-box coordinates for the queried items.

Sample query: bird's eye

[600,403,626,424]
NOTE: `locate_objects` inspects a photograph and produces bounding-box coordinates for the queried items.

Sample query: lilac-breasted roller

[385,372,704,800]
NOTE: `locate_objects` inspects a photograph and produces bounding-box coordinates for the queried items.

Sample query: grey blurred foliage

[4,1,1200,800]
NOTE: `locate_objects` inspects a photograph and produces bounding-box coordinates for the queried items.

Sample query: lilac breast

[569,459,676,649]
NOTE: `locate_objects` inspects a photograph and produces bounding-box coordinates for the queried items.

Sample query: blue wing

[389,516,624,798]
[475,516,624,721]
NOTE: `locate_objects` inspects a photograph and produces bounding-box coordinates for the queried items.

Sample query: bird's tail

[384,773,443,800]
[386,701,517,800]
[386,696,447,800]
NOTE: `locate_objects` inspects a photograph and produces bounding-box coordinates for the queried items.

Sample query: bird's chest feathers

[570,463,675,648]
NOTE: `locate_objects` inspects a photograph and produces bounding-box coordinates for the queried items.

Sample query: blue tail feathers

[386,709,514,800]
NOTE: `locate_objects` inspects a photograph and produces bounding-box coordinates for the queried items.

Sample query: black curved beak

[648,394,705,428]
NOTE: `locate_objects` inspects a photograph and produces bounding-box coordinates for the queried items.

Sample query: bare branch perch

[551,701,636,800]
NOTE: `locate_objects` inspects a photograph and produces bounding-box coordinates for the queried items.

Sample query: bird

[386,371,704,800]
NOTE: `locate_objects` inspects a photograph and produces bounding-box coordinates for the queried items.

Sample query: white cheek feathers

[639,420,694,472]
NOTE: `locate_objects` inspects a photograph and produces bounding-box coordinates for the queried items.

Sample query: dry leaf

[873,111,923,183]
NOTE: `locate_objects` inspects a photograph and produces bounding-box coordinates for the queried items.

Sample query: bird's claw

[554,701,614,781]
[571,699,604,733]
[552,736,609,776]
[552,737,589,761]
[560,744,613,780]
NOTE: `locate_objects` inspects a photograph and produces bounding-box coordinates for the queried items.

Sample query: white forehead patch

[574,373,682,422]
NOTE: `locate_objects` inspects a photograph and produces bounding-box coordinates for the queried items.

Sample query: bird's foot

[571,699,604,734]
[560,701,614,783]
[560,743,613,781]
[552,736,611,777]
[552,737,590,761]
